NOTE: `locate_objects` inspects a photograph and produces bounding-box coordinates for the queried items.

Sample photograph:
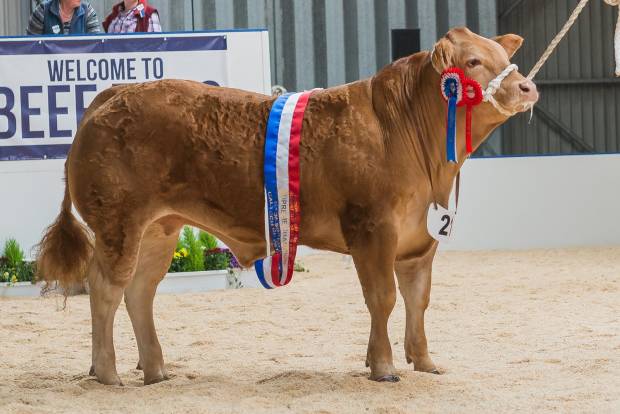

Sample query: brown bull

[37,28,538,385]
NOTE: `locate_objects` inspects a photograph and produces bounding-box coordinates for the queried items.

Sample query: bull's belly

[299,214,350,255]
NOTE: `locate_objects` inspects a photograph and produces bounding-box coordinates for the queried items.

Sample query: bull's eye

[467,58,481,68]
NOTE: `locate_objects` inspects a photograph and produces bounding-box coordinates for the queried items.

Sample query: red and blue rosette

[440,68,464,163]
[461,78,483,154]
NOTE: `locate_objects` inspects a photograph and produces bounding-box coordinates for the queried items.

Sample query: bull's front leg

[394,243,440,374]
[347,220,399,382]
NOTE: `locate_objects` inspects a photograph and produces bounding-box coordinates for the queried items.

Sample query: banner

[0,33,228,161]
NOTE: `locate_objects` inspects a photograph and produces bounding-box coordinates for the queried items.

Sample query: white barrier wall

[2,154,620,259]
[449,154,620,250]
[0,159,65,257]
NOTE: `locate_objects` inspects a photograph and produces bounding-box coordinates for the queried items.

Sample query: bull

[36,28,539,385]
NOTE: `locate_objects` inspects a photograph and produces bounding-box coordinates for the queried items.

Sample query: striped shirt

[107,5,162,33]
[27,1,101,35]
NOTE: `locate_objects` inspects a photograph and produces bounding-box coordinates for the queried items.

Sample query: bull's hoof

[375,375,400,383]
[144,374,168,386]
[95,369,123,386]
[89,365,96,376]
[408,354,439,374]
[414,365,441,375]
[136,362,143,370]
[97,375,123,386]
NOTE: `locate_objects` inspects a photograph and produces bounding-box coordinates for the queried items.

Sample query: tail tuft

[35,166,93,294]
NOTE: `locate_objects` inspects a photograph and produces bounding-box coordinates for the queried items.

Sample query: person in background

[27,0,101,35]
[103,0,162,33]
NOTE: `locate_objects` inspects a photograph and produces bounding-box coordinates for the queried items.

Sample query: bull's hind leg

[88,223,144,385]
[347,220,399,382]
[394,244,439,374]
[124,218,182,385]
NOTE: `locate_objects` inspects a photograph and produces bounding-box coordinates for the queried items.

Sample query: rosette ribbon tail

[465,105,473,154]
[446,93,458,163]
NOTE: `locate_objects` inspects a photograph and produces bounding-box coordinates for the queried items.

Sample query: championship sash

[254,91,314,289]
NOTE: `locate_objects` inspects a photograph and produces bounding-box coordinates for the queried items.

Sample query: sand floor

[1,248,619,413]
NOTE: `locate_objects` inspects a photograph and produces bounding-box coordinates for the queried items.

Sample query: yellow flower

[173,252,181,259]
[11,275,17,284]
[180,248,188,257]
[3,271,8,278]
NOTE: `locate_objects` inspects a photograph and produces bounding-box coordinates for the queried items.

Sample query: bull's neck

[371,53,499,206]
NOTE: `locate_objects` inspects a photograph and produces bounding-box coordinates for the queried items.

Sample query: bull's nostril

[519,82,531,93]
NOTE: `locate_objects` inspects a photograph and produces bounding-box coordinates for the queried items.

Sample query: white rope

[482,64,519,117]
[483,64,519,100]
[528,0,620,79]
[527,0,592,80]
[607,0,620,76]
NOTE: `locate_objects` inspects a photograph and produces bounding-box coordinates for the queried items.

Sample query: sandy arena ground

[1,248,619,413]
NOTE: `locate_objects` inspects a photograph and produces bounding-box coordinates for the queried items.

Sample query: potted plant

[0,238,41,298]
[158,227,248,294]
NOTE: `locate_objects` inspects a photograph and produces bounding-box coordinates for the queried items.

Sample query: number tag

[427,204,456,243]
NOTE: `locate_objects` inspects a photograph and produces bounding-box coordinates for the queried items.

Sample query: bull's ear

[431,37,456,73]
[493,34,524,59]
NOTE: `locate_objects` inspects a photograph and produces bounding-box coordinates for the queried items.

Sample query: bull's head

[431,27,539,120]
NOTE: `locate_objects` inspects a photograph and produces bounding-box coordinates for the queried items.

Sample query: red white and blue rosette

[440,68,464,163]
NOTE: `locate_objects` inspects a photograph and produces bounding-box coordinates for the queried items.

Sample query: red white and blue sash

[254,91,314,289]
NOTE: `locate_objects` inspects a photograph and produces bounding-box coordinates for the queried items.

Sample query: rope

[528,0,620,79]
[483,64,518,101]
[607,0,620,76]
[483,64,520,117]
[527,0,592,80]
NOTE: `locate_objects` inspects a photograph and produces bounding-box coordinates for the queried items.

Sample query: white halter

[482,63,519,117]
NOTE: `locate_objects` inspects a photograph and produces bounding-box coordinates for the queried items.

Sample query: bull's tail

[36,165,93,293]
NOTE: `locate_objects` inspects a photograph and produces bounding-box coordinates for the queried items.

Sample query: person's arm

[85,3,101,33]
[26,4,46,35]
[148,12,162,33]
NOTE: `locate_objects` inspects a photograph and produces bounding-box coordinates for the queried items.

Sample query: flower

[228,252,241,269]
[179,248,188,257]
[10,275,17,284]
[207,247,226,255]
[173,252,181,259]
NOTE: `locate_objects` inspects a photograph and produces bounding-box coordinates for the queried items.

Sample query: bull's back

[68,80,274,234]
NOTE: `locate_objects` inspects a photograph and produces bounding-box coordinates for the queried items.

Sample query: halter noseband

[482,63,519,117]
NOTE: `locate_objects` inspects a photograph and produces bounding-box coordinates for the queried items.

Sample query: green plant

[294,261,308,273]
[169,226,214,273]
[0,239,36,284]
[3,238,24,268]
[168,247,189,273]
[199,231,218,250]
[0,258,35,285]
[168,228,244,273]
[181,227,205,271]
[15,261,36,282]
[204,248,230,270]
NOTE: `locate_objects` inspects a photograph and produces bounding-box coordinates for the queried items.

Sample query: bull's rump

[67,80,274,243]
